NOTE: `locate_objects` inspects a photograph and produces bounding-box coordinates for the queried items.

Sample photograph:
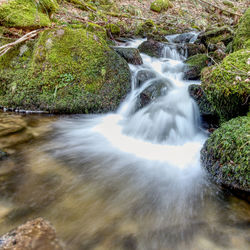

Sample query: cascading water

[1,33,249,250]
[47,33,210,245]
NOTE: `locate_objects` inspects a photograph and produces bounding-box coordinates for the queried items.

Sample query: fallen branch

[0,29,43,57]
[197,0,242,17]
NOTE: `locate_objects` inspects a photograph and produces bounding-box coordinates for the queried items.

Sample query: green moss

[185,54,209,72]
[135,20,156,37]
[233,7,250,51]
[0,0,54,28]
[65,0,97,11]
[201,49,250,122]
[0,27,130,113]
[222,1,234,8]
[201,26,233,46]
[150,0,170,13]
[37,0,59,16]
[83,22,107,40]
[202,116,250,191]
[206,33,232,45]
[106,23,120,35]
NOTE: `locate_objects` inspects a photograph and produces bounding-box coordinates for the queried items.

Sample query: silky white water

[49,35,208,228]
[1,34,249,250]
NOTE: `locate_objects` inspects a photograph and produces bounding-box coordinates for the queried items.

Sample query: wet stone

[138,39,165,58]
[114,47,143,65]
[0,218,64,250]
[136,70,156,87]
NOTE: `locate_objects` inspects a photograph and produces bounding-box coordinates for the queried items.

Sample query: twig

[197,0,242,17]
[0,29,44,57]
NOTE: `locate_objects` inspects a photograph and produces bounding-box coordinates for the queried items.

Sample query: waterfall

[48,34,208,231]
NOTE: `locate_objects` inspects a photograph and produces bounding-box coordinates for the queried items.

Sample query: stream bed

[0,35,249,250]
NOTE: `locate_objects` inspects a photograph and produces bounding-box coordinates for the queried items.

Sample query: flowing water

[0,34,249,250]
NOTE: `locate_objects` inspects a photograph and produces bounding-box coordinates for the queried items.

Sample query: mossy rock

[0,27,131,113]
[135,20,156,37]
[150,0,171,13]
[222,1,234,8]
[201,49,250,122]
[201,116,250,198]
[106,23,120,35]
[184,54,210,80]
[83,22,107,40]
[186,43,206,58]
[198,26,233,47]
[232,7,250,51]
[0,0,58,28]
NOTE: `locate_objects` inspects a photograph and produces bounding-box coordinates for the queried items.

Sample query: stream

[0,34,249,250]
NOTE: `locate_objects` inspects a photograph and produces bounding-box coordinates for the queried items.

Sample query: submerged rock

[0,217,64,249]
[138,79,168,109]
[135,70,156,87]
[201,49,249,122]
[0,113,33,150]
[188,84,218,129]
[114,47,143,65]
[138,39,164,58]
[0,27,131,113]
[201,116,250,200]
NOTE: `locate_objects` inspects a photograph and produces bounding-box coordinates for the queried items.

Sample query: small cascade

[47,32,208,242]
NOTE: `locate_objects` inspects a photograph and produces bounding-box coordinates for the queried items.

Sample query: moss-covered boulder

[184,54,210,80]
[150,0,171,13]
[0,0,58,28]
[0,27,131,113]
[201,49,250,122]
[201,116,250,198]
[113,47,143,65]
[232,7,250,51]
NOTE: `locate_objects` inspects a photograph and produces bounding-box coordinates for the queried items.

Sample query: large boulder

[0,218,64,249]
[184,54,210,80]
[138,39,164,58]
[0,27,131,113]
[201,49,250,122]
[201,116,250,200]
[113,47,143,65]
[0,0,58,28]
[188,84,219,129]
[232,7,250,51]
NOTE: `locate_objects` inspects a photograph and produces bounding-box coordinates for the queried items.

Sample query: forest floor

[54,0,249,35]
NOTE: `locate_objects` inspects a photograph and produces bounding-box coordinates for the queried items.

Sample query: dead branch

[0,29,43,57]
[197,0,242,17]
